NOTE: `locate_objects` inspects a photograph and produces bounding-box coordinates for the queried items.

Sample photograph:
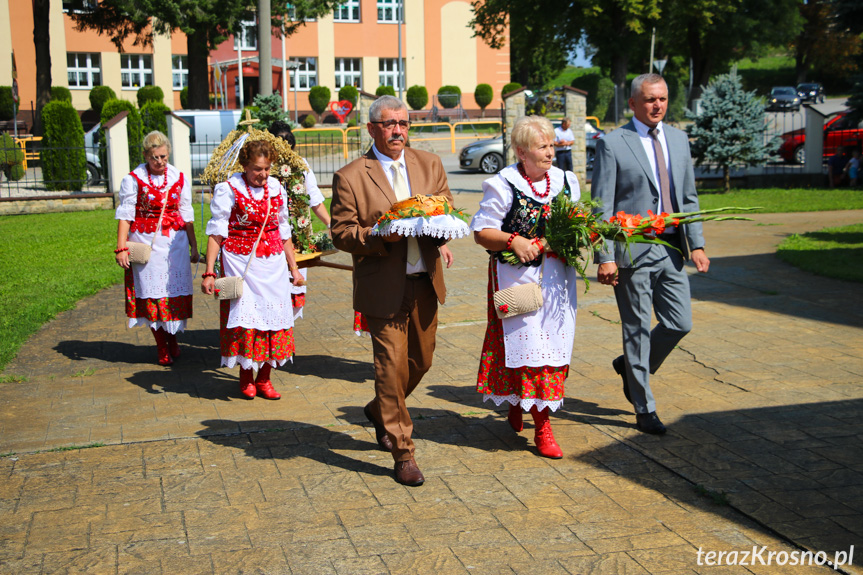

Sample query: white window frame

[67,52,101,89]
[120,54,153,89]
[378,58,404,90]
[234,18,257,50]
[172,55,189,90]
[62,0,95,13]
[377,0,401,23]
[334,58,362,89]
[285,3,316,22]
[333,0,360,22]
[289,58,317,91]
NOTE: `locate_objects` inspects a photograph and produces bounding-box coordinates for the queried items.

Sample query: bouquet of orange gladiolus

[500,194,758,290]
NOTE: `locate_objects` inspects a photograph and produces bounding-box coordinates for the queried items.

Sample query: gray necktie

[648,127,675,215]
[391,161,420,265]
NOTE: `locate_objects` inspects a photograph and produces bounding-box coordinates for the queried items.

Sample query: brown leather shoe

[394,458,425,486]
[364,403,393,452]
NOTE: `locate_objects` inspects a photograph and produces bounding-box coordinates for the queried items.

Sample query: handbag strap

[239,187,272,281]
[148,181,171,249]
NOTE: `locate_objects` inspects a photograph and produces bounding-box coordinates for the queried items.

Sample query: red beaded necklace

[242,174,270,208]
[146,165,169,193]
[517,163,551,198]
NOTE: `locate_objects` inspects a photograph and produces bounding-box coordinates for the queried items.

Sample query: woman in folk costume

[470,116,581,458]
[115,130,199,366]
[201,139,305,400]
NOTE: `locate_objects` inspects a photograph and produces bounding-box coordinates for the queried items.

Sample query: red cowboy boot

[165,332,181,358]
[530,406,563,459]
[151,328,173,366]
[508,403,523,432]
[239,368,256,399]
[254,363,281,400]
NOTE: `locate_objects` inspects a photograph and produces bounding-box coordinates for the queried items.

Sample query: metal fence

[0,138,107,198]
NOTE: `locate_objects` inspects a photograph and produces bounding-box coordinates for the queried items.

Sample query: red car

[779,111,863,164]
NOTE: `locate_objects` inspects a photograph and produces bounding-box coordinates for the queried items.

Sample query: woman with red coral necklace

[470,116,581,458]
[201,140,305,400]
[115,131,199,366]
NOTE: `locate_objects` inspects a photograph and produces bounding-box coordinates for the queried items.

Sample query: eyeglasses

[371,119,411,130]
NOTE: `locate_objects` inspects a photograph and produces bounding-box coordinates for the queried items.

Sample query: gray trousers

[613,242,692,414]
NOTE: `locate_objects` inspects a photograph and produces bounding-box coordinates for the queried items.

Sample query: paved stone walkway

[0,188,861,573]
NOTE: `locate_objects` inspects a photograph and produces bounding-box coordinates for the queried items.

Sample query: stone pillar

[103,111,130,203]
[357,90,377,152]
[502,88,526,166]
[564,86,588,190]
[165,112,192,180]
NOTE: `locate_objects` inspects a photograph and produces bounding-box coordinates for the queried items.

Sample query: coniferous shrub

[0,132,26,181]
[136,85,164,107]
[101,98,144,167]
[0,86,14,121]
[474,83,493,116]
[437,86,461,109]
[309,86,331,120]
[41,100,87,191]
[50,86,72,102]
[251,93,289,129]
[375,85,396,97]
[88,85,116,114]
[301,114,316,128]
[501,82,522,99]
[406,85,428,110]
[338,85,359,106]
[179,87,188,109]
[140,101,170,136]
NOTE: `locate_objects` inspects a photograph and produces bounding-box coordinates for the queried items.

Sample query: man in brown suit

[330,96,454,486]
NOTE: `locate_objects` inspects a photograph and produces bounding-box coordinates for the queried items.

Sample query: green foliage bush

[88,85,116,114]
[101,98,143,167]
[179,87,188,109]
[474,83,493,111]
[437,85,461,109]
[0,86,14,121]
[570,72,615,121]
[250,94,289,129]
[140,101,170,136]
[50,86,72,102]
[376,85,396,97]
[501,82,522,98]
[309,86,331,117]
[406,85,428,110]
[302,114,316,128]
[136,85,164,107]
[338,85,359,106]
[41,100,87,191]
[0,132,25,182]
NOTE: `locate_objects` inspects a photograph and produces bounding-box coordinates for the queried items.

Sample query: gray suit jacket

[591,120,704,266]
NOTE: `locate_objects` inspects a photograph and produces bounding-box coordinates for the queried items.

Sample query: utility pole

[397,0,404,100]
[258,0,272,96]
[648,27,655,75]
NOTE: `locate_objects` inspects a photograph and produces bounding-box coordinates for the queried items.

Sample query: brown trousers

[364,275,438,462]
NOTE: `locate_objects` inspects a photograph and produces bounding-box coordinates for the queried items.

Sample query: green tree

[89,85,116,113]
[570,72,614,121]
[101,98,143,167]
[308,86,331,121]
[846,74,863,124]
[686,73,774,192]
[376,85,396,97]
[140,101,170,135]
[68,0,343,110]
[41,101,87,191]
[0,87,14,121]
[501,82,522,98]
[338,85,359,106]
[791,0,862,83]
[406,85,428,110]
[50,86,72,102]
[136,85,164,107]
[474,83,493,117]
[437,86,461,109]
[250,93,289,128]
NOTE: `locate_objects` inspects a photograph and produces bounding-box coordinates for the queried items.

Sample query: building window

[378,58,404,90]
[234,18,257,50]
[377,0,401,23]
[67,53,101,89]
[333,0,360,22]
[334,58,362,89]
[289,58,317,91]
[62,0,96,13]
[285,3,315,21]
[172,55,188,90]
[120,54,153,89]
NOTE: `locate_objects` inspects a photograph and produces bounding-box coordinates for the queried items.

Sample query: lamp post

[397,0,404,100]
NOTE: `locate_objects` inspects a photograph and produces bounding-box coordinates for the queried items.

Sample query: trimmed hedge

[141,101,170,136]
[50,86,72,102]
[437,85,461,109]
[180,87,188,109]
[41,100,87,191]
[501,82,522,98]
[309,86,331,118]
[406,85,428,110]
[570,72,615,121]
[474,83,493,112]
[136,85,164,107]
[0,86,14,121]
[0,132,25,182]
[101,98,143,167]
[376,85,396,97]
[338,85,359,106]
[88,85,116,114]
[301,114,316,128]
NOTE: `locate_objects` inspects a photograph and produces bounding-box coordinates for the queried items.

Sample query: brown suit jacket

[331,147,452,318]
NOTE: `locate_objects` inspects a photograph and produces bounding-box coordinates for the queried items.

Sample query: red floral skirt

[353,311,369,335]
[291,293,306,309]
[124,268,192,322]
[476,262,567,404]
[219,300,294,364]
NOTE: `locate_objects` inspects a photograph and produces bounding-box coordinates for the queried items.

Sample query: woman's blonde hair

[142,131,171,157]
[511,116,554,153]
[238,139,278,166]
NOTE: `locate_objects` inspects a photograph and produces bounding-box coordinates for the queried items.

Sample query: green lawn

[776,223,863,283]
[698,188,863,213]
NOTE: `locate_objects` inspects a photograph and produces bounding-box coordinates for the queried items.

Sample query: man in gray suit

[591,73,710,434]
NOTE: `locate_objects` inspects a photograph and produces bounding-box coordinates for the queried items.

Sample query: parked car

[796,83,825,104]
[778,111,863,164]
[459,121,605,174]
[765,86,801,112]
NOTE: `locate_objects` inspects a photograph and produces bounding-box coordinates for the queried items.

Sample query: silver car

[459,121,604,174]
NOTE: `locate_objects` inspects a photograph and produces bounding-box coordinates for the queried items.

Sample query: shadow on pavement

[126,369,239,401]
[286,354,373,383]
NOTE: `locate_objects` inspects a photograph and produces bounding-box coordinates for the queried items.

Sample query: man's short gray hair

[631,73,666,99]
[369,95,407,122]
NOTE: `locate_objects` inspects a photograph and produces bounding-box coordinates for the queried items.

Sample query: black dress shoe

[394,458,425,486]
[364,403,393,452]
[636,412,667,435]
[613,355,632,404]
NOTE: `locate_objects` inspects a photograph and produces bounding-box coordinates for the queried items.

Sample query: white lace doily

[371,214,470,240]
